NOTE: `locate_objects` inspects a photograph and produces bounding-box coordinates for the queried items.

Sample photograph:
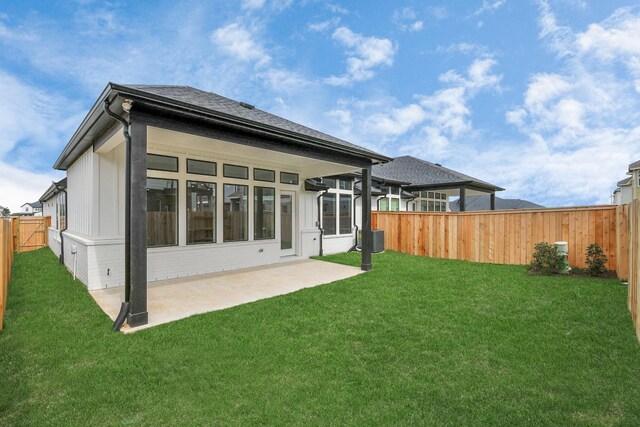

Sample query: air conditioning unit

[357,230,385,253]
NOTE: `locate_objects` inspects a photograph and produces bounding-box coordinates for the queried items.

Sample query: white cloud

[392,8,424,32]
[0,162,62,213]
[242,0,266,9]
[307,17,340,32]
[323,57,502,157]
[326,4,349,15]
[495,3,640,205]
[211,23,271,66]
[326,26,396,85]
[0,72,76,211]
[472,0,507,17]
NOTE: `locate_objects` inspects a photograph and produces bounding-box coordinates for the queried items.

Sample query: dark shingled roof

[39,178,67,202]
[120,84,384,159]
[629,159,640,171]
[617,177,632,187]
[450,195,544,212]
[372,155,503,191]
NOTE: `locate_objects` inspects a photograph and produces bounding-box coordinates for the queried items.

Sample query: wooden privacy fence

[1,219,14,332]
[629,199,640,340]
[372,205,629,277]
[12,216,51,253]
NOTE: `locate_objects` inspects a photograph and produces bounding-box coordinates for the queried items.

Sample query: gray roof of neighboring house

[629,159,640,171]
[372,155,504,191]
[54,83,390,170]
[617,177,632,187]
[449,195,544,212]
[39,178,67,202]
[24,201,43,209]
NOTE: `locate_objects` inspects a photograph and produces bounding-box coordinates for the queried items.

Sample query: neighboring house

[50,83,389,327]
[20,201,43,216]
[612,160,640,205]
[612,177,633,205]
[39,178,67,257]
[371,155,504,212]
[449,195,544,212]
[629,160,640,200]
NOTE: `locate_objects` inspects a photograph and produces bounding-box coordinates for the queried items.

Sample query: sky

[1,0,640,212]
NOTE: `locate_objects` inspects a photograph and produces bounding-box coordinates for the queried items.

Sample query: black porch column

[128,116,148,327]
[361,165,372,271]
[459,186,466,212]
[490,192,496,210]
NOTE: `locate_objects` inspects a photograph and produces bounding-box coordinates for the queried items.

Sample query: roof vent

[435,163,442,167]
[239,102,255,110]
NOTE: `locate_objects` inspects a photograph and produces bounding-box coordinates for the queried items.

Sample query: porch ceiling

[90,259,364,332]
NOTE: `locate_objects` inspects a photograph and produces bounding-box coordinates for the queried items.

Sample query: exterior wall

[67,148,95,236]
[42,198,57,221]
[48,228,61,258]
[634,170,640,199]
[63,126,367,290]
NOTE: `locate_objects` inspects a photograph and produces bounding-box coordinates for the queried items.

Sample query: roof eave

[54,83,391,170]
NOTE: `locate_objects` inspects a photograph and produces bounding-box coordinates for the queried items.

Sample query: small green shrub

[529,242,561,274]
[585,243,608,276]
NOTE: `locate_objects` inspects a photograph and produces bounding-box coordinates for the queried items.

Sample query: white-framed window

[414,191,449,212]
[322,178,353,236]
[145,150,300,247]
[378,185,401,211]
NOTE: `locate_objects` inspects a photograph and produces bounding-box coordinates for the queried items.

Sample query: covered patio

[90,259,364,332]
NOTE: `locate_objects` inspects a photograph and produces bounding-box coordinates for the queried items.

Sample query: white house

[20,201,43,216]
[50,83,389,327]
[613,177,633,205]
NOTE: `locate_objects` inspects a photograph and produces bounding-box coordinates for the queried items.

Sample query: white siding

[67,149,95,236]
[42,198,57,224]
[48,228,61,258]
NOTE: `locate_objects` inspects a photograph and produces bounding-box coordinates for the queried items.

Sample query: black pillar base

[128,311,149,328]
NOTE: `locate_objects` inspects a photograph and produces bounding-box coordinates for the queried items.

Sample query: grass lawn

[1,249,639,426]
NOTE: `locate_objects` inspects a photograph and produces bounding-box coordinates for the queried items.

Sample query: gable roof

[39,178,67,202]
[617,177,632,187]
[54,83,391,170]
[372,155,503,191]
[22,201,43,209]
[449,195,543,212]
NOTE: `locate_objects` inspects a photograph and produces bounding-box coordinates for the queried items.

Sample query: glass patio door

[280,191,295,256]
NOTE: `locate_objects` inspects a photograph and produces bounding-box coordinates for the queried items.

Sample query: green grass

[1,249,639,426]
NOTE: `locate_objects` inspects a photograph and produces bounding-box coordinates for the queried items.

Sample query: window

[186,181,216,244]
[147,178,178,247]
[339,194,352,234]
[187,159,216,176]
[280,172,299,185]
[147,154,178,172]
[254,168,275,183]
[415,191,448,212]
[389,186,400,195]
[339,179,352,190]
[57,192,66,230]
[390,198,400,211]
[322,178,337,188]
[223,184,248,241]
[379,198,389,211]
[254,187,275,239]
[322,193,337,235]
[223,164,249,180]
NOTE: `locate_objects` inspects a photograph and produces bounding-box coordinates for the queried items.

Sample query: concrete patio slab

[90,259,364,333]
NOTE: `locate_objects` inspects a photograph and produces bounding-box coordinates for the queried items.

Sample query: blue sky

[1,0,640,211]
